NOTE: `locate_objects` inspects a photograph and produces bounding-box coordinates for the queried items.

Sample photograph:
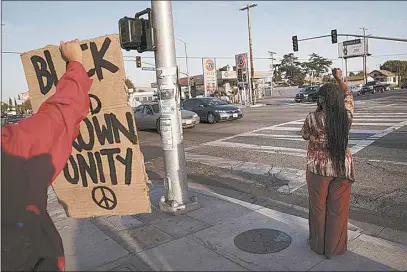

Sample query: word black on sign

[92,186,118,210]
[30,37,120,96]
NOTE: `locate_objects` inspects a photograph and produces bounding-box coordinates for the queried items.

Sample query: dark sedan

[182,97,243,124]
[295,86,320,103]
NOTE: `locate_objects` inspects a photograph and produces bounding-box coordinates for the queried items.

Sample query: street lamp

[175,38,191,99]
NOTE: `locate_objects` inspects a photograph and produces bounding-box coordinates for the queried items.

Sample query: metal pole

[152,0,199,214]
[345,35,349,84]
[345,58,348,84]
[184,43,192,99]
[268,51,275,97]
[360,27,368,84]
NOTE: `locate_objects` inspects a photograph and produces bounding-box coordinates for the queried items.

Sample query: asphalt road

[139,90,407,232]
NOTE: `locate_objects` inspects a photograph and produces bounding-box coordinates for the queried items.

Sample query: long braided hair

[318,83,349,174]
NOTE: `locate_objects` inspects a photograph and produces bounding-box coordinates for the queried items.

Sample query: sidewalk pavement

[47,183,407,271]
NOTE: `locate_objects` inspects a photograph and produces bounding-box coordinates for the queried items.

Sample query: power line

[3,50,407,61]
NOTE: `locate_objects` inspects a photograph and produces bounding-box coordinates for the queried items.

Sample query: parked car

[134,102,200,133]
[361,81,385,94]
[401,82,407,89]
[294,86,320,103]
[349,84,362,96]
[182,97,243,124]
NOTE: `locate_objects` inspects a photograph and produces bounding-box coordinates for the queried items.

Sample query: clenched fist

[59,39,83,64]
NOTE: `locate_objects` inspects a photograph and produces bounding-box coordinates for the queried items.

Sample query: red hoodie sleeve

[1,61,93,183]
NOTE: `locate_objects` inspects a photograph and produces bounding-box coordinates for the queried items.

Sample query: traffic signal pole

[151,0,199,214]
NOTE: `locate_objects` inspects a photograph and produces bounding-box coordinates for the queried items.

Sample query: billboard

[338,38,369,59]
[202,58,217,96]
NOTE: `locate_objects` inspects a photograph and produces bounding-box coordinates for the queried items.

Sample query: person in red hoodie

[1,39,93,271]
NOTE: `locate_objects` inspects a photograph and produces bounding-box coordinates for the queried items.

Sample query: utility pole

[151,0,199,214]
[240,3,257,105]
[360,27,368,84]
[268,51,276,97]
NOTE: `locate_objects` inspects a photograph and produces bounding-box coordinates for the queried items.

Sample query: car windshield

[202,98,227,106]
[365,82,376,86]
[301,87,317,93]
[151,104,160,113]
[7,115,20,120]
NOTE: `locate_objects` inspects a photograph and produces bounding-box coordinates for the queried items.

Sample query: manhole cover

[234,228,292,254]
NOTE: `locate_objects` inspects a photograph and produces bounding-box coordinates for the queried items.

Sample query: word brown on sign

[21,34,151,218]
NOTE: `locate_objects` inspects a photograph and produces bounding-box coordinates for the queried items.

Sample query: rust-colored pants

[306,170,351,258]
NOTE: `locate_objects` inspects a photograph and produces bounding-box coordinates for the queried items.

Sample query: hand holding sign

[59,39,83,64]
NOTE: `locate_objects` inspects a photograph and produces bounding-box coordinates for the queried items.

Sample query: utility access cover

[234,229,291,254]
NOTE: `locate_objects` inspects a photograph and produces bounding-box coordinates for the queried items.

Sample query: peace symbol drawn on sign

[92,186,118,210]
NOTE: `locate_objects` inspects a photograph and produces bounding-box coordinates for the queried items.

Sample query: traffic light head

[331,29,337,44]
[136,56,141,68]
[292,35,298,52]
[118,8,154,53]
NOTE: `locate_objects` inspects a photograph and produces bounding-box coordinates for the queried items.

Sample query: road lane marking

[185,153,306,194]
[351,120,407,154]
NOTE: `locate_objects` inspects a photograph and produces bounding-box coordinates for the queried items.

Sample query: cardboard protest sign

[21,34,151,218]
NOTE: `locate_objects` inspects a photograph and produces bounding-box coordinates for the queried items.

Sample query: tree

[8,97,12,107]
[1,102,8,112]
[22,98,32,110]
[125,78,135,90]
[349,72,355,77]
[278,53,306,86]
[272,64,282,83]
[380,60,407,83]
[302,53,333,77]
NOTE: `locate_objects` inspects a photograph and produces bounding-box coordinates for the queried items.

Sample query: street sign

[202,58,217,96]
[142,67,156,71]
[338,38,369,59]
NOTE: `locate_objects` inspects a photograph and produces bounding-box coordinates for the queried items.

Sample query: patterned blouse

[301,81,355,182]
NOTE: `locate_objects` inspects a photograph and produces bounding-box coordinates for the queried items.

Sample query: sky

[2,1,407,101]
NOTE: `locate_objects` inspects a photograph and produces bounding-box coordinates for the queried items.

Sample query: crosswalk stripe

[351,120,407,154]
[261,126,383,134]
[204,140,307,154]
[185,153,306,194]
[289,121,399,126]
[353,118,407,121]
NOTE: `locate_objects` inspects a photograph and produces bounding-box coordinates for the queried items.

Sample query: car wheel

[357,91,361,96]
[207,112,216,124]
[156,119,161,134]
[372,89,376,94]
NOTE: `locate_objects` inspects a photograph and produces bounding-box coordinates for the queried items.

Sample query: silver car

[134,102,200,133]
